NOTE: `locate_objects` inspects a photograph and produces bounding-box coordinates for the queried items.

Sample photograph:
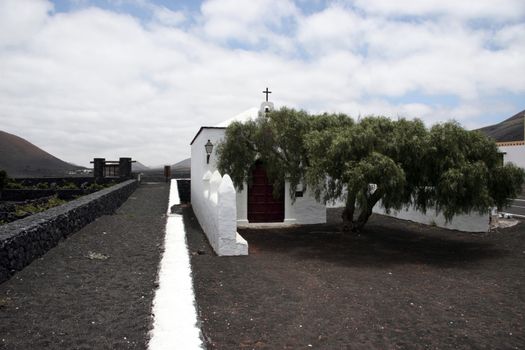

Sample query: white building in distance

[477,109,525,169]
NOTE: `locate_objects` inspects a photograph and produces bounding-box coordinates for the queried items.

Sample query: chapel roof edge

[190,126,226,145]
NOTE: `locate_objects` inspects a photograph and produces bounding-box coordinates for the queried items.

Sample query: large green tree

[217,108,524,231]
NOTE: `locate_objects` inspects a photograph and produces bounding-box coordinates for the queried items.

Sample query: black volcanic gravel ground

[2,184,525,350]
[186,210,525,350]
[0,182,168,350]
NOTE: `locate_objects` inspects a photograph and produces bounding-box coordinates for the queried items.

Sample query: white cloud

[351,0,525,21]
[0,0,524,168]
[152,6,186,26]
[297,6,525,99]
[199,0,298,46]
[297,5,361,53]
[493,23,525,48]
[0,0,53,47]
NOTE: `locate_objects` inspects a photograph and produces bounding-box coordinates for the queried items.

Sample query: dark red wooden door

[248,163,284,223]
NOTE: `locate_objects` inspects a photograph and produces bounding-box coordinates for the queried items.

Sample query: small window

[295,191,303,197]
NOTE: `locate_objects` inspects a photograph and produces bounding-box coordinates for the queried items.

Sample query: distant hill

[139,158,191,180]
[132,161,149,172]
[0,130,83,178]
[172,158,190,171]
[477,109,524,142]
[172,158,190,178]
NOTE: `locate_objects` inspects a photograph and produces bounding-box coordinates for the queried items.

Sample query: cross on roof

[262,87,272,102]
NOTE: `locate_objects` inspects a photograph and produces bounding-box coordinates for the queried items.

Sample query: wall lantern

[205,139,214,164]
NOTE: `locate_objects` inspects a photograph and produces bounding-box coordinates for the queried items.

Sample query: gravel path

[0,182,169,350]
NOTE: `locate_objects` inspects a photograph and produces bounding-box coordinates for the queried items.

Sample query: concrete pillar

[93,158,105,182]
[119,157,132,180]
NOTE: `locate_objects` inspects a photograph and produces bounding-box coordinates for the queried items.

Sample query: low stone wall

[0,179,138,283]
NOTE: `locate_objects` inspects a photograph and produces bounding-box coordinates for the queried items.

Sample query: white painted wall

[191,129,248,256]
[328,197,489,232]
[500,144,525,169]
[191,128,225,233]
[196,169,248,256]
[284,183,326,224]
[372,202,489,232]
[191,128,225,188]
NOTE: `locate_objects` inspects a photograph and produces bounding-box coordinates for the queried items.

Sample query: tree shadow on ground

[239,215,510,269]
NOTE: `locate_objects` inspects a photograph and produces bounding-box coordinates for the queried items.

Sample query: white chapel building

[190,100,326,231]
[188,99,516,255]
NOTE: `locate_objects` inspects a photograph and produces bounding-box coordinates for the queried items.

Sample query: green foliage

[86,181,115,192]
[59,182,78,190]
[87,182,105,192]
[5,180,24,189]
[489,163,524,210]
[15,204,37,217]
[217,108,352,198]
[14,195,67,218]
[5,181,79,190]
[306,116,427,229]
[217,107,525,231]
[36,182,49,189]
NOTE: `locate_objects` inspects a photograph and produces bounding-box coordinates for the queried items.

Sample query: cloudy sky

[1,0,524,167]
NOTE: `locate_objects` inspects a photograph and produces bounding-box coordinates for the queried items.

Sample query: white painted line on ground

[513,198,525,202]
[510,205,525,209]
[148,180,203,350]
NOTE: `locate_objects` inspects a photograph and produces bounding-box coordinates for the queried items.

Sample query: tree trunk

[341,191,356,232]
[352,190,383,232]
[354,206,373,232]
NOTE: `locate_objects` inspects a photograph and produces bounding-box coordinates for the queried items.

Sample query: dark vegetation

[0,196,66,224]
[3,178,112,191]
[0,172,117,225]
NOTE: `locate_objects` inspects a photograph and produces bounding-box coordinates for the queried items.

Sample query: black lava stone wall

[0,180,138,284]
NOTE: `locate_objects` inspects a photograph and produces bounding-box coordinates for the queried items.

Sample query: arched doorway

[248,162,284,222]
